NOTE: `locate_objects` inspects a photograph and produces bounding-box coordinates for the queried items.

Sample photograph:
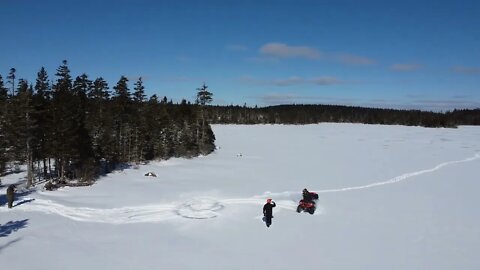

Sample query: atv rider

[263,198,276,228]
[302,188,315,202]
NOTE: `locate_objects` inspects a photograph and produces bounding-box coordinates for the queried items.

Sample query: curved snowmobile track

[2,152,478,224]
[314,152,480,194]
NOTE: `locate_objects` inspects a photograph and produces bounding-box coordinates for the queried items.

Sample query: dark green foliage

[7,68,16,96]
[196,83,213,106]
[0,63,216,183]
[205,104,479,128]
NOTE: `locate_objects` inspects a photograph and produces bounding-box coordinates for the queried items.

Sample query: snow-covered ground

[1,123,480,270]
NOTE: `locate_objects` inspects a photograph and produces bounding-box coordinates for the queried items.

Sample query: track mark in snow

[3,199,179,224]
[176,198,224,219]
[315,152,480,193]
[2,197,298,224]
[5,153,476,223]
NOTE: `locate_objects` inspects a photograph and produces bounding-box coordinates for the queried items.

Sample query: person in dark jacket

[6,184,16,208]
[263,198,276,228]
[302,188,313,202]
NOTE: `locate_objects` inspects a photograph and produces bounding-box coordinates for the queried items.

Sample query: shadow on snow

[0,219,29,238]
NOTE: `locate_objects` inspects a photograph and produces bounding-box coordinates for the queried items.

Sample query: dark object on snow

[144,172,157,177]
[297,189,319,215]
[6,184,15,208]
[302,188,319,202]
[263,199,276,228]
[44,179,66,191]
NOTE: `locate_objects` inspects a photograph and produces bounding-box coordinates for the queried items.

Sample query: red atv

[296,192,319,215]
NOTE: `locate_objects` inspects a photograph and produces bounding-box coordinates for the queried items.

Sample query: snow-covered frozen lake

[1,123,480,269]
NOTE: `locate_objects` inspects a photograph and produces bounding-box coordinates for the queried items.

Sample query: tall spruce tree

[7,68,16,96]
[196,82,213,106]
[112,76,131,162]
[12,80,37,186]
[34,67,52,179]
[0,75,8,173]
[51,60,75,179]
[194,83,215,154]
[132,77,147,162]
[87,77,112,168]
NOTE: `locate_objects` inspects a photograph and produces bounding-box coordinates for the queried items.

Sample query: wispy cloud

[390,63,422,72]
[311,76,342,85]
[255,42,375,67]
[259,43,321,60]
[451,65,480,74]
[252,93,360,106]
[250,94,480,110]
[226,44,248,51]
[242,75,342,87]
[335,53,375,66]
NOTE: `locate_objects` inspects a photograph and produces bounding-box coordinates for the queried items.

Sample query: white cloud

[242,75,342,87]
[311,76,342,85]
[451,65,480,74]
[390,63,422,72]
[259,43,321,60]
[253,93,360,105]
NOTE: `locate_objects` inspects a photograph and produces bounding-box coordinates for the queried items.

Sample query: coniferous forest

[1,61,479,187]
[205,104,480,127]
[0,61,215,187]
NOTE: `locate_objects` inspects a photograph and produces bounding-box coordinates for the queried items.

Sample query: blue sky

[1,0,479,111]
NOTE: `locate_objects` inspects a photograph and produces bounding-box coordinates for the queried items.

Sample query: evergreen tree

[89,77,110,100]
[112,76,131,162]
[6,68,16,96]
[87,77,112,169]
[196,82,213,106]
[133,77,146,103]
[11,80,37,186]
[51,60,76,179]
[131,77,147,162]
[0,75,8,173]
[0,75,8,100]
[33,67,52,179]
[194,83,215,154]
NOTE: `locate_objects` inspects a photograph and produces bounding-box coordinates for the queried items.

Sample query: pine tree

[132,77,147,162]
[12,80,37,186]
[51,60,75,179]
[34,67,52,179]
[0,75,9,173]
[196,82,213,106]
[194,83,215,154]
[112,76,131,162]
[87,77,112,168]
[7,68,16,96]
[133,77,146,103]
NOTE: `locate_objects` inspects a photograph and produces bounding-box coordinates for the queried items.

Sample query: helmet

[266,198,272,203]
[303,188,308,193]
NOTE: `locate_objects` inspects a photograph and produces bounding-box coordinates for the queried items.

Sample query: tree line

[205,104,480,127]
[0,61,215,187]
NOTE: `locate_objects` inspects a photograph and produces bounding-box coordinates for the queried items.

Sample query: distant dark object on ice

[144,172,157,177]
[44,179,91,191]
